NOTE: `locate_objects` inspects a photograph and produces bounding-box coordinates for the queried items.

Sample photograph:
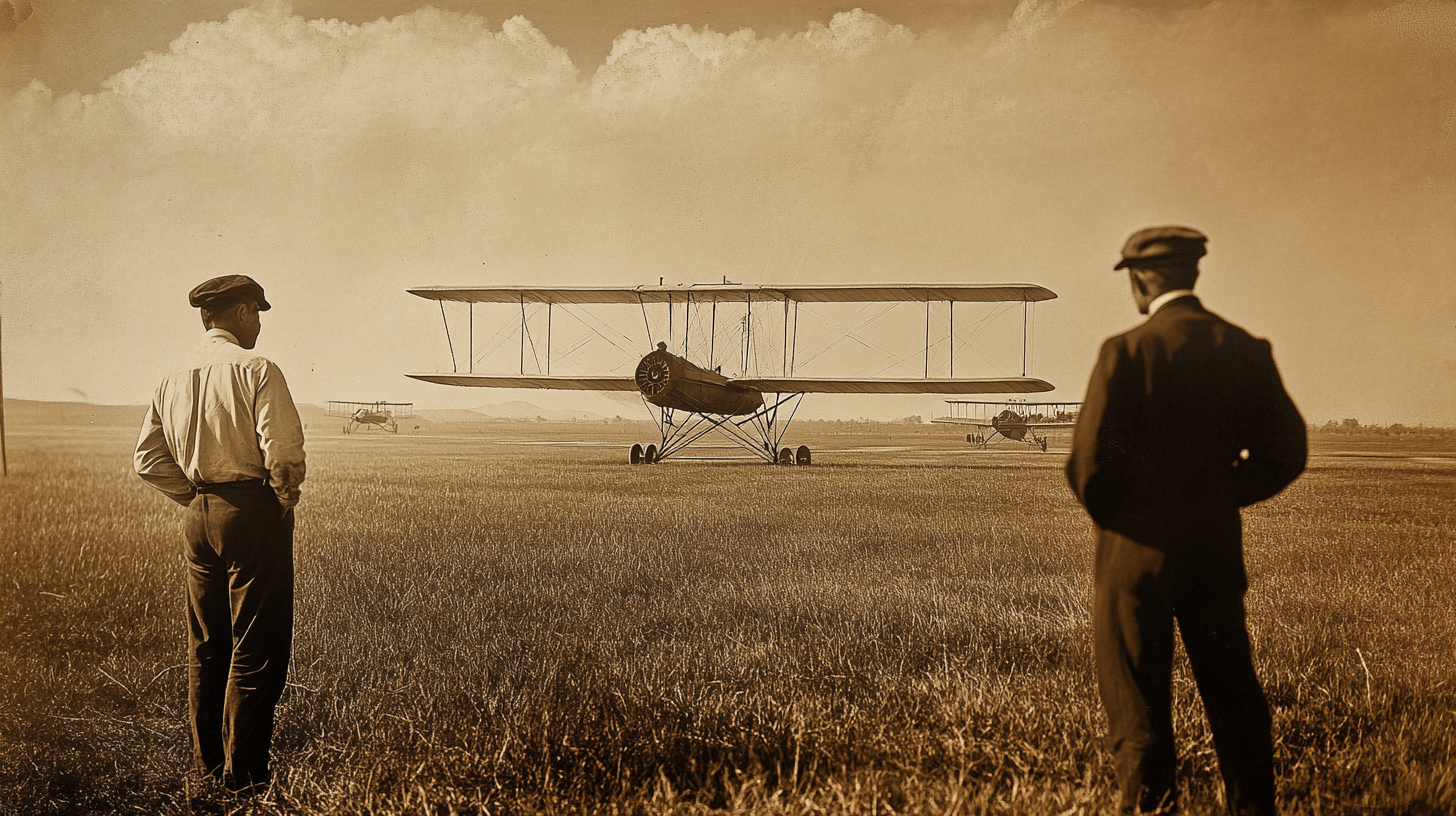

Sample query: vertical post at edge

[0,285,7,477]
[468,302,474,374]
[546,302,553,376]
[684,294,691,358]
[519,294,526,375]
[949,300,955,379]
[668,293,673,353]
[710,302,717,369]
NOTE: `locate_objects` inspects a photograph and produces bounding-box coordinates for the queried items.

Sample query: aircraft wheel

[966,433,974,445]
[796,445,811,466]
[630,443,644,465]
[1038,437,1049,453]
[644,444,658,464]
[343,424,351,435]
[778,447,795,465]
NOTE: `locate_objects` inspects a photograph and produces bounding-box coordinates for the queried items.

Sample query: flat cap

[1114,226,1207,270]
[188,275,271,310]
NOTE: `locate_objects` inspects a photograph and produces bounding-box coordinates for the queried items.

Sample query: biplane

[407,283,1058,464]
[932,399,1081,451]
[328,400,415,434]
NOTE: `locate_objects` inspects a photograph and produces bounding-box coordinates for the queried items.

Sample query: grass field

[1,420,1453,815]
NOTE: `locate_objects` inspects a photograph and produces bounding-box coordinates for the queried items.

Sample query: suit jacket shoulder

[1067,297,1306,531]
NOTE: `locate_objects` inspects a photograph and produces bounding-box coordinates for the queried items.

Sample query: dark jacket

[1066,296,1306,588]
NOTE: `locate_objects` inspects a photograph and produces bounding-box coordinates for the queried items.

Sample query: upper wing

[1025,421,1078,429]
[406,374,638,391]
[408,283,1056,304]
[734,377,1054,395]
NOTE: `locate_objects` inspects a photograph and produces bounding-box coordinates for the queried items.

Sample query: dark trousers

[183,482,294,791]
[1094,528,1275,816]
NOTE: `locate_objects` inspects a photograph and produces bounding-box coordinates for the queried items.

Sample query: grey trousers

[1093,528,1275,816]
[183,481,294,792]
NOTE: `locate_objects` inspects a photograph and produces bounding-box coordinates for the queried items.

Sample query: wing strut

[924,300,931,378]
[440,300,457,373]
[782,298,789,377]
[790,301,799,377]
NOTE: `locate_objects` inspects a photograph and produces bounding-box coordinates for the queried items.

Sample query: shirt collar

[206,328,240,345]
[1148,289,1196,316]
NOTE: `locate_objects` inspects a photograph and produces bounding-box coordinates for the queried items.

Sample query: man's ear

[1130,269,1151,298]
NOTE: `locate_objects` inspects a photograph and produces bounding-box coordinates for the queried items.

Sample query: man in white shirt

[135,275,306,794]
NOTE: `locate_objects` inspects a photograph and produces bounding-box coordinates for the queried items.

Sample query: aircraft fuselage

[634,343,765,416]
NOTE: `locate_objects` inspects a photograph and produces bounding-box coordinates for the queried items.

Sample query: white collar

[1148,290,1195,316]
[206,328,240,345]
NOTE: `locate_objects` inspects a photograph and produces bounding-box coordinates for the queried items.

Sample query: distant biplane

[407,283,1058,464]
[932,399,1081,451]
[328,401,415,434]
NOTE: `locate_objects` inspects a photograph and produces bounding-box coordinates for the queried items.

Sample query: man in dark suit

[1067,226,1307,815]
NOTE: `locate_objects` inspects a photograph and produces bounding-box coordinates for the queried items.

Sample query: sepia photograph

[1,1,1453,813]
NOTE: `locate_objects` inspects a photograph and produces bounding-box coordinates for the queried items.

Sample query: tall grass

[1,427,1452,815]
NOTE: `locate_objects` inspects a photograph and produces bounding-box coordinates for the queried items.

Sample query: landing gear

[629,442,659,464]
[772,445,812,466]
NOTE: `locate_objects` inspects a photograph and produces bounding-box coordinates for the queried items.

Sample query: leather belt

[194,478,269,494]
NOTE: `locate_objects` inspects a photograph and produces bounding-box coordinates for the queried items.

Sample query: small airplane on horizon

[406,283,1059,464]
[932,399,1082,452]
[328,400,414,434]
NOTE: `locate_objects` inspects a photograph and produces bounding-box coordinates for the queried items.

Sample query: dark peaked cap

[188,275,271,310]
[1114,226,1208,270]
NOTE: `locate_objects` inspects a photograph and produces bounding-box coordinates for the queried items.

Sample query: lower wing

[734,377,1054,395]
[406,374,637,391]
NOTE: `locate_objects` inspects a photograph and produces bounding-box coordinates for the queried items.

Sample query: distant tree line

[1312,418,1456,437]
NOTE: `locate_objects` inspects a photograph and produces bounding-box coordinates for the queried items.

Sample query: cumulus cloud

[1,1,1452,423]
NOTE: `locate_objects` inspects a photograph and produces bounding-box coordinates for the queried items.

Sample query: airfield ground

[1,416,1453,815]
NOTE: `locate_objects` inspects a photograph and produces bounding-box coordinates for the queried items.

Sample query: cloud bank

[2,0,1452,422]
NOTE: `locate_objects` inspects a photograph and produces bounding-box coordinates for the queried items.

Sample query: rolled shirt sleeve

[254,360,306,510]
[134,400,198,506]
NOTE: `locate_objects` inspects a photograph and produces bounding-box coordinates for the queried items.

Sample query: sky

[1,0,1453,424]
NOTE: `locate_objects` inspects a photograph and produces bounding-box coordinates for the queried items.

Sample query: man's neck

[1148,289,1195,316]
[206,327,240,345]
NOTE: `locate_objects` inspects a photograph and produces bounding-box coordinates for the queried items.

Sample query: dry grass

[1,424,1452,815]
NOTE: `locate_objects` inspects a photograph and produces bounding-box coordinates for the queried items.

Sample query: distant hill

[0,398,611,430]
[470,401,605,421]
[2,399,146,427]
[415,409,497,424]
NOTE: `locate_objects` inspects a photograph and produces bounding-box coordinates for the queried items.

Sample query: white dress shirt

[1148,289,1196,316]
[135,328,306,508]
